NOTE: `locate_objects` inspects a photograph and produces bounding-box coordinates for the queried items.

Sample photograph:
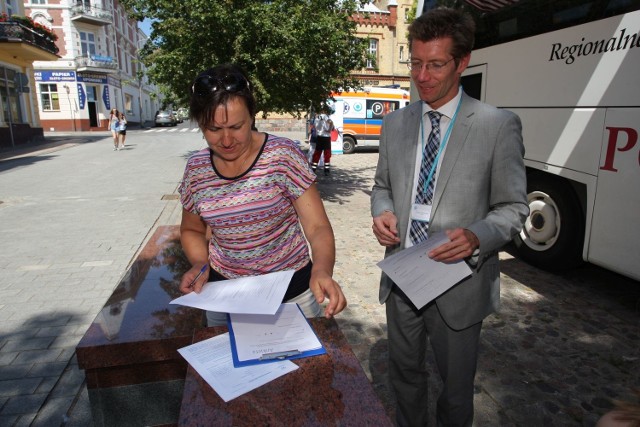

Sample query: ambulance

[329,86,410,153]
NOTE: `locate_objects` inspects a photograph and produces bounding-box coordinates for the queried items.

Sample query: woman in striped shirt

[178,64,346,326]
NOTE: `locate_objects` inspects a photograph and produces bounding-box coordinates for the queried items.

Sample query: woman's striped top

[179,134,315,278]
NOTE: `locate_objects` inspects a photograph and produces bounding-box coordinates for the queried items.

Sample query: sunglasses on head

[191,73,250,97]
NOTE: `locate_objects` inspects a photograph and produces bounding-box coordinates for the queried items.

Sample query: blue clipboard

[227,303,326,367]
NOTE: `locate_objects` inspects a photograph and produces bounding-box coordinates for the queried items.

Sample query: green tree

[121,0,371,117]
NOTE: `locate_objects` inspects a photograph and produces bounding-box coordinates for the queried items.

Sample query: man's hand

[372,211,401,247]
[309,270,347,318]
[429,228,479,263]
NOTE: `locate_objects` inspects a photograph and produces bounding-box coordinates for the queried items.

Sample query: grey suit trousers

[387,288,482,427]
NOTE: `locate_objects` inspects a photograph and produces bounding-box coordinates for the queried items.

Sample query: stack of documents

[169,270,294,314]
[173,269,326,402]
[178,332,298,402]
[228,303,326,367]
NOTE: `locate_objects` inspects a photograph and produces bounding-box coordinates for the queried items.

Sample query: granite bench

[76,225,204,427]
[76,225,392,426]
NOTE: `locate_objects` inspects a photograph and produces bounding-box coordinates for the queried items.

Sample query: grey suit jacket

[371,92,529,330]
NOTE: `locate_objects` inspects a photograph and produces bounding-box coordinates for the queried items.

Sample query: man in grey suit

[371,8,528,426]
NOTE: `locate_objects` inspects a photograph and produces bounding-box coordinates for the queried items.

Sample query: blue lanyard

[420,94,463,195]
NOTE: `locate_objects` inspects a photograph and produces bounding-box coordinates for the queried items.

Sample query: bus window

[460,72,483,101]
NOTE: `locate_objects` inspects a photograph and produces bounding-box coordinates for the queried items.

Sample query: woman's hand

[309,270,347,318]
[179,264,209,294]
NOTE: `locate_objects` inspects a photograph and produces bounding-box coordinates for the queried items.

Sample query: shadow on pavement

[314,166,374,205]
[368,338,396,421]
[0,134,112,173]
[0,155,61,173]
[480,254,640,424]
[0,310,84,426]
[500,250,640,316]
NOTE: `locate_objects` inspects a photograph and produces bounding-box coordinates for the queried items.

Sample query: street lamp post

[138,74,144,129]
[63,84,76,132]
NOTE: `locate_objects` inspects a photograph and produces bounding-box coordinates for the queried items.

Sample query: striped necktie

[409,110,442,244]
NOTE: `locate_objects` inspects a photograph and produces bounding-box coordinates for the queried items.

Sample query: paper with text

[177,332,298,402]
[229,303,325,366]
[170,270,294,315]
[377,232,472,309]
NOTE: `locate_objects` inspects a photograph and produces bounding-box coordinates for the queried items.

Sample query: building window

[1,66,24,123]
[367,39,378,68]
[399,46,404,61]
[86,85,97,102]
[32,0,47,4]
[5,0,15,15]
[80,31,96,56]
[40,84,60,111]
[33,14,51,28]
[124,93,133,114]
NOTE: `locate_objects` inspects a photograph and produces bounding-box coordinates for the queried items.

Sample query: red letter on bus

[600,127,638,172]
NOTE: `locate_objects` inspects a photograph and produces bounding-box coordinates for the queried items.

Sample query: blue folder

[227,303,326,367]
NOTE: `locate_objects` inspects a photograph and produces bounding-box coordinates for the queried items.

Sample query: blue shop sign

[34,71,76,82]
[103,86,110,110]
[77,84,86,110]
[90,54,113,62]
[77,73,108,84]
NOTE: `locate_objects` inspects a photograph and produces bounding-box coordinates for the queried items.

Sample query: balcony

[0,22,59,61]
[70,5,113,26]
[75,55,119,74]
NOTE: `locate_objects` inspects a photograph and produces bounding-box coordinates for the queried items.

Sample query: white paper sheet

[177,332,298,402]
[169,270,294,315]
[229,303,324,363]
[377,232,472,309]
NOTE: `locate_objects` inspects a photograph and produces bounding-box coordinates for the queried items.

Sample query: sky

[139,18,153,37]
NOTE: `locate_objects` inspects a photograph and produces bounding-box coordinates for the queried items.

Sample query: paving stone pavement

[0,129,638,426]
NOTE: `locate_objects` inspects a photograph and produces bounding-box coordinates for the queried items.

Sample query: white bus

[417,0,640,281]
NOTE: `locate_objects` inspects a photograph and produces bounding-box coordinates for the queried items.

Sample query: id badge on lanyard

[411,203,432,223]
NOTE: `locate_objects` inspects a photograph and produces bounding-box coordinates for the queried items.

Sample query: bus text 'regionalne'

[549,28,639,64]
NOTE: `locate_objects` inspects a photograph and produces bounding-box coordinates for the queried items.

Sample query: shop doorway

[87,85,98,127]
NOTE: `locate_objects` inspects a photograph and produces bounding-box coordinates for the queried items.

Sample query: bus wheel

[342,136,356,154]
[511,174,584,271]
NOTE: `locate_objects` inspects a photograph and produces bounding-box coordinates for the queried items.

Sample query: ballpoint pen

[189,264,208,289]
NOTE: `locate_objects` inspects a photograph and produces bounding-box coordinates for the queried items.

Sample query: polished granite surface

[179,318,393,426]
[76,226,203,381]
[75,225,392,424]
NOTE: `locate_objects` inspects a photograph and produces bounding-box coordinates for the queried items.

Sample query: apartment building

[0,0,58,149]
[23,0,161,132]
[352,0,413,91]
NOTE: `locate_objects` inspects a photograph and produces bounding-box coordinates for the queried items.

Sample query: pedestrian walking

[370,7,528,426]
[308,120,318,164]
[108,108,119,150]
[311,108,334,176]
[117,112,127,150]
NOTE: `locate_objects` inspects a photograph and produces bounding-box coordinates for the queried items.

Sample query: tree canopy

[121,0,371,117]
